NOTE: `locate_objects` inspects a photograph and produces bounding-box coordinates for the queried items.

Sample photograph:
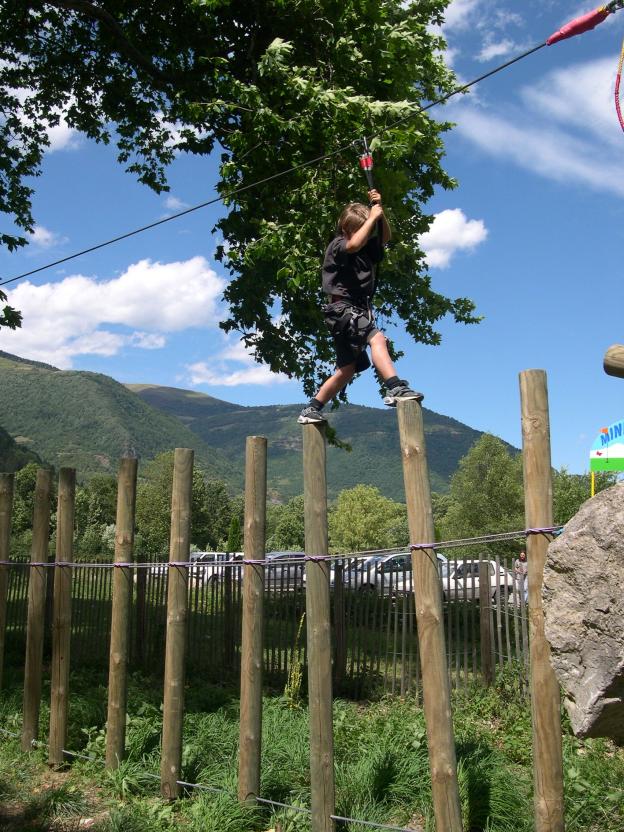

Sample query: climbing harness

[546,1,624,132]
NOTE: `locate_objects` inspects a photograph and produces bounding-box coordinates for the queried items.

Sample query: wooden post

[603,344,624,379]
[302,424,335,832]
[519,371,565,832]
[49,468,76,767]
[479,556,494,686]
[0,473,14,691]
[105,457,138,769]
[22,469,52,751]
[238,436,267,804]
[160,448,193,800]
[396,400,463,832]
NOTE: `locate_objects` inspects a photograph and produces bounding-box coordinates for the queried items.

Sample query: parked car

[339,550,447,594]
[439,558,514,603]
[191,550,306,588]
[190,552,243,585]
[264,551,305,588]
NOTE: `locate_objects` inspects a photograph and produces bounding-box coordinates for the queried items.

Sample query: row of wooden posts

[0,370,565,832]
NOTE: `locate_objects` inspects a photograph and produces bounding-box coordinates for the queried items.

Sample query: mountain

[0,353,240,485]
[0,424,42,472]
[128,384,503,502]
[0,350,515,501]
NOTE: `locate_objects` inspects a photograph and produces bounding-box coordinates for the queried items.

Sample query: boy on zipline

[298,189,423,424]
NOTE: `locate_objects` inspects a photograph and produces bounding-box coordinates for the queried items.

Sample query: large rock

[543,484,624,742]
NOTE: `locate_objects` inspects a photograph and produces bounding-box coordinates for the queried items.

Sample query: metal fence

[5,552,529,698]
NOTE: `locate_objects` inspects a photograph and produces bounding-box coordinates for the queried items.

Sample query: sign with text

[590,420,624,472]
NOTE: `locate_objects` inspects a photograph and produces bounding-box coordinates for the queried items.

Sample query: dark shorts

[323,300,379,371]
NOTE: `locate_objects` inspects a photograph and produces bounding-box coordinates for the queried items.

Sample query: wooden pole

[160,448,193,800]
[238,436,267,804]
[22,469,52,751]
[48,468,76,767]
[105,457,138,769]
[0,473,14,691]
[603,344,624,379]
[396,400,463,832]
[479,556,494,686]
[302,424,335,832]
[519,370,565,832]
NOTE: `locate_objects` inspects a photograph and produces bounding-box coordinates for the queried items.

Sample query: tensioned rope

[0,40,562,290]
[3,4,624,290]
[0,526,562,570]
[0,726,416,832]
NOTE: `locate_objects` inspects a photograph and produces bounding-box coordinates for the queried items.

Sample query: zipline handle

[358,137,376,193]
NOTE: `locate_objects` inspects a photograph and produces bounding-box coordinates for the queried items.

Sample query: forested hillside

[129,385,504,501]
[0,424,41,472]
[0,354,240,486]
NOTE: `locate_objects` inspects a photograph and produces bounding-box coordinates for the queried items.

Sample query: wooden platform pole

[397,400,463,832]
[302,424,335,832]
[105,457,138,769]
[48,468,76,767]
[22,469,52,751]
[238,436,267,804]
[0,473,14,691]
[603,344,624,379]
[160,448,193,800]
[519,371,565,832]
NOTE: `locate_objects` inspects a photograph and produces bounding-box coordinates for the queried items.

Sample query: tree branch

[42,0,179,87]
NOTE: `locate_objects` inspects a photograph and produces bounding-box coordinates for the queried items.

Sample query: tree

[1,1,479,394]
[135,452,237,555]
[553,467,617,525]
[267,494,305,551]
[439,435,524,557]
[10,461,40,536]
[226,514,242,552]
[328,484,406,553]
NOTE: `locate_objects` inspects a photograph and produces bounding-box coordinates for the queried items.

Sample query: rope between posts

[0,726,417,832]
[0,525,563,571]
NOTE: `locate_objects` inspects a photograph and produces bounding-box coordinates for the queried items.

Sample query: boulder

[543,483,624,742]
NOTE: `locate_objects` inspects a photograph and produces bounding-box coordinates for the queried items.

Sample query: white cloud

[477,38,516,62]
[443,0,482,31]
[0,256,225,368]
[186,339,289,388]
[454,56,624,198]
[420,209,488,269]
[11,87,80,152]
[26,225,66,249]
[46,117,81,152]
[164,195,190,211]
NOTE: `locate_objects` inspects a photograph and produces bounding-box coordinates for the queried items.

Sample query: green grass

[0,668,622,831]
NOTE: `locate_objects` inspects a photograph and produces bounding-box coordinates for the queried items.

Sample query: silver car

[439,558,514,603]
[341,550,447,594]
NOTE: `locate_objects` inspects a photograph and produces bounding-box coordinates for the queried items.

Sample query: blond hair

[337,202,369,236]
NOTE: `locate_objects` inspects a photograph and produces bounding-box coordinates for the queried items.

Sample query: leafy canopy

[1,1,479,392]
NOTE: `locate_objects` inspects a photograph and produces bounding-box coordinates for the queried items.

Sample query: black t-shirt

[321,233,384,303]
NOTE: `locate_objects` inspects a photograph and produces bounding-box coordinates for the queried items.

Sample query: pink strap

[547,8,610,45]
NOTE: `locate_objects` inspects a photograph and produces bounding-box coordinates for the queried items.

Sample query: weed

[283,612,306,709]
[25,783,89,821]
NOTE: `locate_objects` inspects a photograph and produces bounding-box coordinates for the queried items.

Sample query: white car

[439,558,514,603]
[340,550,447,594]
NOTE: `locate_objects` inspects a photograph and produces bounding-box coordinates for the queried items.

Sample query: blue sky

[1,0,623,475]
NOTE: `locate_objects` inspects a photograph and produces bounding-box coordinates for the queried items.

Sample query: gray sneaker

[383,381,424,407]
[297,406,327,424]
